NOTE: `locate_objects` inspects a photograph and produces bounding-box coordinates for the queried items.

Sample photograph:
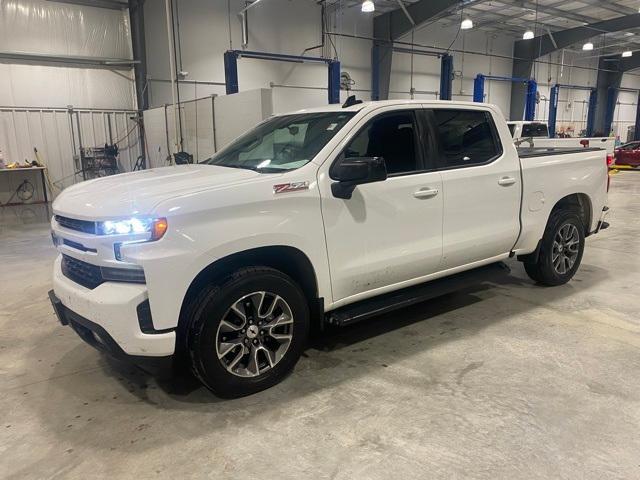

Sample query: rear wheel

[524,210,585,286]
[186,267,310,398]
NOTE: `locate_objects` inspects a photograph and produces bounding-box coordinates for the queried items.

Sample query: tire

[185,267,310,398]
[524,209,585,286]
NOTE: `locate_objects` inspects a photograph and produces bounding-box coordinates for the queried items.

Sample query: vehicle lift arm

[548,84,597,138]
[473,75,537,121]
[604,86,640,141]
[370,46,453,101]
[224,50,341,104]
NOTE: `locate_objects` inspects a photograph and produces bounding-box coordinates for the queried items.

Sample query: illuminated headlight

[97,217,168,240]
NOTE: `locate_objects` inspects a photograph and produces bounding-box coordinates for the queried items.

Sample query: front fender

[121,181,330,331]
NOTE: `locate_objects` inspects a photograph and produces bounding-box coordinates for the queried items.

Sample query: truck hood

[52,164,261,219]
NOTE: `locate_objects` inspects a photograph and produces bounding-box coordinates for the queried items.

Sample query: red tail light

[606,154,614,166]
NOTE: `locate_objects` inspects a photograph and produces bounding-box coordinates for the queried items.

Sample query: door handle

[498,176,517,186]
[413,187,439,199]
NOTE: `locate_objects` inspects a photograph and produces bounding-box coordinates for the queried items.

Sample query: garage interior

[1,0,639,478]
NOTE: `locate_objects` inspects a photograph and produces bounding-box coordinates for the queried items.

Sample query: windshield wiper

[209,163,285,174]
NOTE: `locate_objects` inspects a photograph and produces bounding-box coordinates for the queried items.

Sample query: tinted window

[432,109,502,168]
[343,112,419,175]
[522,123,549,138]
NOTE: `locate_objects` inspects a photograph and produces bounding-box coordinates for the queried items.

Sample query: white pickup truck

[507,120,615,156]
[49,100,610,397]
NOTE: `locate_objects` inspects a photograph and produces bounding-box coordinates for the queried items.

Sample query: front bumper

[51,255,176,358]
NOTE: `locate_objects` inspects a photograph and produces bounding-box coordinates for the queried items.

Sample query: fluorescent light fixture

[622,50,633,57]
[523,30,534,40]
[582,42,594,51]
[361,0,374,12]
[461,18,473,30]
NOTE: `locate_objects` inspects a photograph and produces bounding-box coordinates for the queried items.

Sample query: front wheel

[186,267,310,398]
[524,210,585,286]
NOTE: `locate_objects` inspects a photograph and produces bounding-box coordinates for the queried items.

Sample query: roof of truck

[286,99,500,115]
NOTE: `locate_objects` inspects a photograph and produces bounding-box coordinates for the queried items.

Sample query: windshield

[204,112,355,173]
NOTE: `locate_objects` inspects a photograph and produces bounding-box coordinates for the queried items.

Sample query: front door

[319,106,443,304]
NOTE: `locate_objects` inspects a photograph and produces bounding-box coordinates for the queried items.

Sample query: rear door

[428,107,521,269]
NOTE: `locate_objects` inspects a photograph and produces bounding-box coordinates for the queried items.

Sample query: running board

[325,262,510,328]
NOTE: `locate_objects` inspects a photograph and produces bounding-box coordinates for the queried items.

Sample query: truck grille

[62,255,103,289]
[55,216,97,235]
[61,255,146,289]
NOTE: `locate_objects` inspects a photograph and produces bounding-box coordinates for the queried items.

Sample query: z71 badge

[273,181,310,194]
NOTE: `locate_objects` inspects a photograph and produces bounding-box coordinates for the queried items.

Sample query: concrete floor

[1,173,639,479]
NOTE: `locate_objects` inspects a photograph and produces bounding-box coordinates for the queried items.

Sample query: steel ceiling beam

[510,13,640,120]
[570,0,636,17]
[47,0,128,9]
[0,51,137,70]
[374,0,461,42]
[513,0,606,27]
[515,14,640,60]
[593,48,640,136]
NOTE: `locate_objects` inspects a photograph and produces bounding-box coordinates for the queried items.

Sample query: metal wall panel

[0,107,140,204]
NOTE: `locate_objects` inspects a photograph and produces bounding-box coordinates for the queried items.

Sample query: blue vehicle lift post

[548,84,597,138]
[440,54,453,101]
[223,50,341,104]
[636,92,640,141]
[604,86,640,141]
[473,75,537,121]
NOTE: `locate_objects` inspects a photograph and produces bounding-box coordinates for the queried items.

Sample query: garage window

[432,109,502,169]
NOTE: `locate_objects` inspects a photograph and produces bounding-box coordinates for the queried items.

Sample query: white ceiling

[340,0,640,55]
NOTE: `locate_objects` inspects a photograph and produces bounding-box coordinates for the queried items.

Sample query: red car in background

[614,141,640,167]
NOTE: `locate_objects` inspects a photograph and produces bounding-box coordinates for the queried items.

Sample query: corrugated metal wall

[0,107,140,204]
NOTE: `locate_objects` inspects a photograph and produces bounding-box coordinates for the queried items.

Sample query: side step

[325,262,510,327]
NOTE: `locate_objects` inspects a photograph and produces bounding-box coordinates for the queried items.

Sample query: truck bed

[517,146,604,158]
[526,136,615,155]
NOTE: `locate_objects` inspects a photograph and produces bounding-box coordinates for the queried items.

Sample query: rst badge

[273,181,310,194]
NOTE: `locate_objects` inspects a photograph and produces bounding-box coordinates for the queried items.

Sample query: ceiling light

[523,30,534,40]
[361,0,374,12]
[461,18,473,30]
[582,42,594,51]
[622,50,633,57]
[625,32,635,37]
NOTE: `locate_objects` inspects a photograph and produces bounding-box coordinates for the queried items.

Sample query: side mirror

[331,156,387,199]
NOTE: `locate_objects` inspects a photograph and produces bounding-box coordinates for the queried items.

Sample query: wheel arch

[176,246,321,351]
[518,192,592,264]
[552,192,592,234]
